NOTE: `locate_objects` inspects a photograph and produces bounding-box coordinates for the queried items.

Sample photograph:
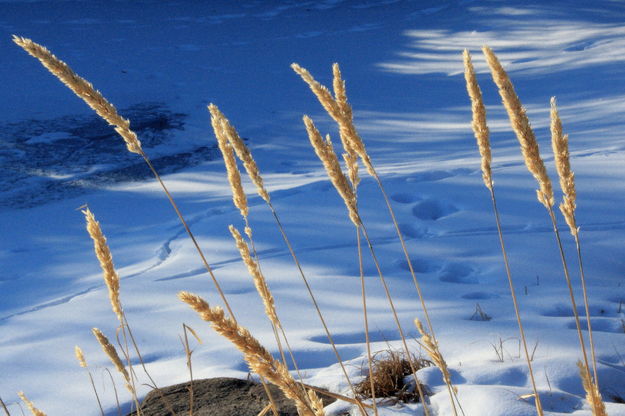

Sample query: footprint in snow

[412,198,458,221]
[438,262,478,284]
[462,291,499,300]
[566,318,624,333]
[405,168,473,183]
[390,192,421,204]
[395,256,439,274]
[397,223,429,239]
[309,329,401,345]
[541,303,616,318]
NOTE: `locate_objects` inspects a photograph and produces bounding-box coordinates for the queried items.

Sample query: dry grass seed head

[463,49,492,190]
[414,319,456,393]
[91,328,133,393]
[550,97,577,235]
[12,36,142,154]
[17,392,46,416]
[178,291,314,415]
[291,63,341,119]
[307,389,326,416]
[208,104,249,218]
[75,345,87,368]
[303,116,359,226]
[355,349,431,403]
[228,225,279,327]
[293,63,373,177]
[331,64,373,176]
[83,208,123,322]
[209,104,271,204]
[482,46,554,209]
[578,361,607,416]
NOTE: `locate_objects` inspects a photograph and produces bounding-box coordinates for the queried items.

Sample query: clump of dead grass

[355,349,431,404]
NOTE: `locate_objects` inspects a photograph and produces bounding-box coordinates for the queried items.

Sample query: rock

[126,377,336,416]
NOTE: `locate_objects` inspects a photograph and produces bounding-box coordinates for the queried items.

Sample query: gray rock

[126,377,335,416]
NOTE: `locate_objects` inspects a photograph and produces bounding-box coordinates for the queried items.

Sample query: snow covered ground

[2,0,625,415]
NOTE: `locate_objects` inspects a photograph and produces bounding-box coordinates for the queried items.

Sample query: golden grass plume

[229,225,279,327]
[482,46,554,209]
[463,49,492,189]
[17,392,46,416]
[292,63,373,176]
[210,105,271,204]
[303,116,359,226]
[414,319,455,394]
[75,345,87,368]
[12,36,142,154]
[83,208,123,322]
[550,97,577,235]
[578,361,607,416]
[209,104,249,218]
[178,291,314,416]
[91,328,134,394]
[307,389,326,416]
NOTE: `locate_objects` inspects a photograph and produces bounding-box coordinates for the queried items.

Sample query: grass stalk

[482,45,601,410]
[181,324,202,416]
[489,188,544,414]
[358,222,431,415]
[0,397,10,416]
[304,114,431,414]
[92,328,142,414]
[209,105,365,415]
[464,48,543,415]
[16,393,45,416]
[292,62,439,334]
[178,292,317,416]
[210,105,315,411]
[293,64,461,411]
[573,235,598,384]
[268,205,367,416]
[103,368,122,416]
[84,208,177,415]
[75,346,105,416]
[546,207,593,380]
[550,97,600,387]
[357,226,379,416]
[299,67,464,414]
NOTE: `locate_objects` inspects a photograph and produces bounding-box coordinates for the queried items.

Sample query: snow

[1,0,625,415]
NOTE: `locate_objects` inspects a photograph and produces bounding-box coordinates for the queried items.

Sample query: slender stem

[139,151,235,319]
[243,216,311,412]
[122,317,176,416]
[86,370,106,416]
[182,325,195,416]
[546,207,591,376]
[358,221,431,416]
[243,218,289,371]
[372,174,436,338]
[258,376,281,416]
[573,232,599,388]
[490,186,543,415]
[116,325,143,416]
[139,151,281,416]
[267,203,367,416]
[0,396,11,416]
[371,171,462,414]
[277,323,316,405]
[104,368,122,416]
[357,226,379,416]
